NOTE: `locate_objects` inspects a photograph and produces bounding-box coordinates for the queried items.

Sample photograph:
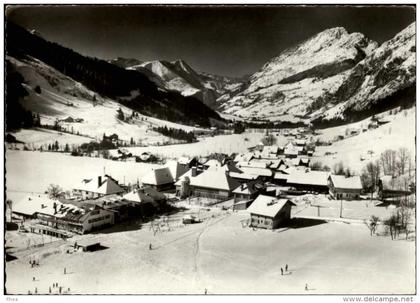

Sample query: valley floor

[5,208,415,294]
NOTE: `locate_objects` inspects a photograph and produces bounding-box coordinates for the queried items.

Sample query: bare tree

[333,161,345,175]
[361,161,381,202]
[262,134,277,146]
[396,147,410,176]
[384,213,399,240]
[47,184,63,199]
[380,149,397,176]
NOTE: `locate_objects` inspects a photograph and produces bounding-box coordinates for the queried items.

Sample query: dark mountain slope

[6,22,222,127]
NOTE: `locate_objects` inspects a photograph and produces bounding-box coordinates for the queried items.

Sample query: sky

[6,5,416,77]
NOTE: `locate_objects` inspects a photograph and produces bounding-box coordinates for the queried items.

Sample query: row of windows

[88,214,111,224]
[251,217,271,225]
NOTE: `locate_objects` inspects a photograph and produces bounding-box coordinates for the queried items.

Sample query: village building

[286,170,330,193]
[284,145,299,158]
[73,175,125,200]
[13,195,114,236]
[377,175,412,201]
[188,167,242,200]
[165,160,190,182]
[103,133,123,146]
[175,167,203,197]
[328,175,363,200]
[232,180,265,210]
[247,195,296,229]
[141,167,175,191]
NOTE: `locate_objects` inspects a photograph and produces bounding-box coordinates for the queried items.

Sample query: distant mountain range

[217,22,416,126]
[108,58,247,109]
[6,20,415,133]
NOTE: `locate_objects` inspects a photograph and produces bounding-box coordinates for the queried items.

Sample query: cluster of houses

[11,133,413,236]
[12,174,168,237]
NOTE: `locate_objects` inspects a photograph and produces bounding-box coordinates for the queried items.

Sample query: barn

[247,195,296,229]
[328,175,363,200]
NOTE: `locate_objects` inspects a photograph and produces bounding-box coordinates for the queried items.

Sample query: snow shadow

[288,217,327,229]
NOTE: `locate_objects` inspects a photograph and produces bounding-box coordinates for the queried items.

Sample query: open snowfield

[9,55,210,145]
[313,108,416,173]
[109,132,265,158]
[5,210,415,294]
[5,150,159,203]
[8,127,93,147]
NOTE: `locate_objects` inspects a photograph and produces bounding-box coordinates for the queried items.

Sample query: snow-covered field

[8,128,93,147]
[8,55,210,145]
[5,210,415,294]
[5,132,262,202]
[312,108,416,173]
[109,132,265,159]
[5,150,159,203]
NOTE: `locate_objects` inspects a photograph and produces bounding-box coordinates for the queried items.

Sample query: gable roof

[247,195,295,218]
[287,170,329,187]
[190,168,241,191]
[165,160,189,181]
[238,167,273,177]
[74,175,124,195]
[232,180,264,195]
[142,167,174,186]
[174,168,203,186]
[123,187,165,204]
[13,194,99,223]
[329,175,363,190]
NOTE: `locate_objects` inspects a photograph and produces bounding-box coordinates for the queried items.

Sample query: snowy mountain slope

[108,57,143,68]
[218,27,378,120]
[315,22,416,125]
[6,22,221,128]
[121,59,246,109]
[7,55,209,145]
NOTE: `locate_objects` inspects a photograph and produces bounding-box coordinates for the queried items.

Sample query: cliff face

[218,23,415,125]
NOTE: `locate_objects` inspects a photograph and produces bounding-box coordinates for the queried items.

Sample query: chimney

[98,176,102,187]
[192,167,197,177]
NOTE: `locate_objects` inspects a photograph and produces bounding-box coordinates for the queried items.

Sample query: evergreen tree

[117,107,124,121]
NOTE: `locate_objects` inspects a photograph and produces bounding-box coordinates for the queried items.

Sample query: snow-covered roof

[274,172,289,180]
[329,175,363,190]
[284,147,299,156]
[204,159,222,168]
[262,145,279,154]
[142,167,174,186]
[13,194,87,219]
[229,171,258,181]
[74,175,124,195]
[247,195,295,218]
[232,180,263,195]
[178,157,191,165]
[190,168,241,191]
[165,160,189,181]
[287,170,329,187]
[238,167,273,177]
[123,187,165,204]
[295,139,306,146]
[174,168,203,186]
[237,161,268,169]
